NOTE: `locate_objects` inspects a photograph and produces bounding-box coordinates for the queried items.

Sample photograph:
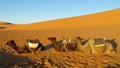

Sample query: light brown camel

[73,37,114,54]
[87,38,114,54]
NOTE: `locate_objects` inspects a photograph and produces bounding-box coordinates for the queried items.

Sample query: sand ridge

[3,8,120,30]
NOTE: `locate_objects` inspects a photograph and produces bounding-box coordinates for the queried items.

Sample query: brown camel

[87,38,114,54]
[6,40,30,53]
[6,39,44,53]
[48,37,78,52]
[48,37,68,52]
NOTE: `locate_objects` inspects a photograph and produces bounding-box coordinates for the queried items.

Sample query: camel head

[48,37,57,43]
[6,40,17,49]
[67,36,84,44]
[7,40,18,51]
[75,36,84,41]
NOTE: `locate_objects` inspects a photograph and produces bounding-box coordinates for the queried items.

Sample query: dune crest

[0,22,13,29]
[4,8,120,30]
[0,22,12,25]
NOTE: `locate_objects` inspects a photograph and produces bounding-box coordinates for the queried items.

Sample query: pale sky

[0,0,120,24]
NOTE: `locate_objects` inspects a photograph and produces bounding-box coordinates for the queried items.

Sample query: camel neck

[13,44,18,51]
[76,40,82,46]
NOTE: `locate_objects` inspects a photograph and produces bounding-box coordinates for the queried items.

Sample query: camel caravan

[48,36,117,54]
[6,36,117,54]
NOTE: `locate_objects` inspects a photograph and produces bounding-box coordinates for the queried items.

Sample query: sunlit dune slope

[5,8,120,30]
[0,21,12,25]
[0,22,13,29]
[0,22,24,29]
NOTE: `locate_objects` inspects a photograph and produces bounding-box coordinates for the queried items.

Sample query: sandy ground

[0,25,120,68]
[0,9,120,68]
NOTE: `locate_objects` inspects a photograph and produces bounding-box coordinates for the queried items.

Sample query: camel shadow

[44,40,62,50]
[0,51,45,68]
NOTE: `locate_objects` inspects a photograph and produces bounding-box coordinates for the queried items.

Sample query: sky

[0,0,120,24]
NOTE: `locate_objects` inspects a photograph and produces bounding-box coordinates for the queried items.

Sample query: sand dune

[0,22,24,29]
[4,8,120,30]
[0,22,13,29]
[0,21,12,25]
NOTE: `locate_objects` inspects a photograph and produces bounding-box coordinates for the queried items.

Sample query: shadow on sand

[44,40,62,50]
[0,51,46,68]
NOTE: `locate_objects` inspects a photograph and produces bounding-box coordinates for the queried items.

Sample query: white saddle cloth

[28,42,39,48]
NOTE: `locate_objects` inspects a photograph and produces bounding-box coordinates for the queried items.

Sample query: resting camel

[6,39,44,53]
[26,39,44,53]
[6,40,30,53]
[48,37,78,52]
[62,36,77,51]
[72,37,115,54]
[48,37,70,52]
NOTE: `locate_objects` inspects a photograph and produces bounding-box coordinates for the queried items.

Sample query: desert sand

[0,9,120,68]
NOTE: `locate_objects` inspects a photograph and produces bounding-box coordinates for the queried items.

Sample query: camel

[6,40,30,53]
[6,39,44,53]
[48,37,67,52]
[48,36,116,54]
[72,37,115,54]
[87,38,114,54]
[48,37,77,52]
[26,39,44,53]
[61,36,77,51]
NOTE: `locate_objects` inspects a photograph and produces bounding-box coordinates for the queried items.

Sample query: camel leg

[25,45,34,53]
[62,44,68,52]
[36,47,42,52]
[86,39,97,54]
[104,43,112,54]
[76,41,81,51]
[89,43,97,54]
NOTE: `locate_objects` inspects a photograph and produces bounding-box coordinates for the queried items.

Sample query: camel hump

[94,38,107,45]
[27,39,39,43]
